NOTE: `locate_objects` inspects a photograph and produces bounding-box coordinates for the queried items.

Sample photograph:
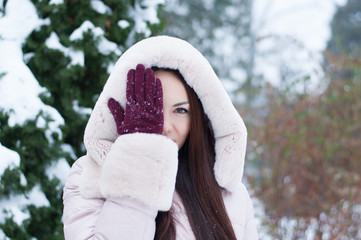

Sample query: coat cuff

[99,133,178,211]
[79,155,103,198]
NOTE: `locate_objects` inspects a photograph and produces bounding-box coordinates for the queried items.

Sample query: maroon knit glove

[108,64,164,135]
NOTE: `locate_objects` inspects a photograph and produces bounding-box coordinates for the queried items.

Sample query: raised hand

[108,64,163,135]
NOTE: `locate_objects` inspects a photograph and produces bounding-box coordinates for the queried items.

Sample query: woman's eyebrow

[172,101,189,107]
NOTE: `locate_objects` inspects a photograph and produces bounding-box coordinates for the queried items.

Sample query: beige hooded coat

[62,36,259,239]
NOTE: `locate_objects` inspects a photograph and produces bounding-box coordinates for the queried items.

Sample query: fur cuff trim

[79,155,103,198]
[99,133,178,211]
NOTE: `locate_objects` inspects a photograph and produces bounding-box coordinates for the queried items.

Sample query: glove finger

[145,68,155,108]
[108,98,125,135]
[134,64,145,105]
[126,69,136,108]
[154,77,164,116]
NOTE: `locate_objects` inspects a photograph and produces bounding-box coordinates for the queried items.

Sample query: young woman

[63,36,258,239]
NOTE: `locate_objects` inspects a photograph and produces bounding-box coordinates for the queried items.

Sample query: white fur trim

[99,133,178,211]
[84,36,247,192]
[80,155,103,198]
[214,131,247,191]
[83,100,118,165]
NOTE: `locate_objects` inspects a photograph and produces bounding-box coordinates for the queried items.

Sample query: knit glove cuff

[99,133,178,211]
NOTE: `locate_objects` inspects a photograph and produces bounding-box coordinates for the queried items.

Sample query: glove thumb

[108,98,125,135]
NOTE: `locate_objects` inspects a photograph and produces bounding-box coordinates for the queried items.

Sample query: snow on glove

[108,64,164,135]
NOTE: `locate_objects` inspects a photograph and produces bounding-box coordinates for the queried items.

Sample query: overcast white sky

[251,0,347,93]
[253,0,347,51]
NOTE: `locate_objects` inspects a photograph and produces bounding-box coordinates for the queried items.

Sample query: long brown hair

[153,67,237,240]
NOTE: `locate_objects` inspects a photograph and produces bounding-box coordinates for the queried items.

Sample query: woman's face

[155,70,190,149]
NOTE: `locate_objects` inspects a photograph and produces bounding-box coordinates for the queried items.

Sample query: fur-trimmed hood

[84,36,247,193]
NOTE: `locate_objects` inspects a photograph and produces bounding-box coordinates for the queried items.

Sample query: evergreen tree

[0,0,164,239]
[325,0,361,81]
[326,0,361,58]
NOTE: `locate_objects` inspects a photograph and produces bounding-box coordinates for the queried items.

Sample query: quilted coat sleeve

[63,156,158,240]
[242,184,259,240]
[223,183,259,239]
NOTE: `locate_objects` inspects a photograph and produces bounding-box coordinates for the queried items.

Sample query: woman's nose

[162,112,171,135]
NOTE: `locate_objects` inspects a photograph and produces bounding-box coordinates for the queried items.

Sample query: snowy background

[0,1,64,231]
[253,0,347,93]
[0,0,349,239]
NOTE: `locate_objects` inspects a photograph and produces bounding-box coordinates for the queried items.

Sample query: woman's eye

[175,108,189,114]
